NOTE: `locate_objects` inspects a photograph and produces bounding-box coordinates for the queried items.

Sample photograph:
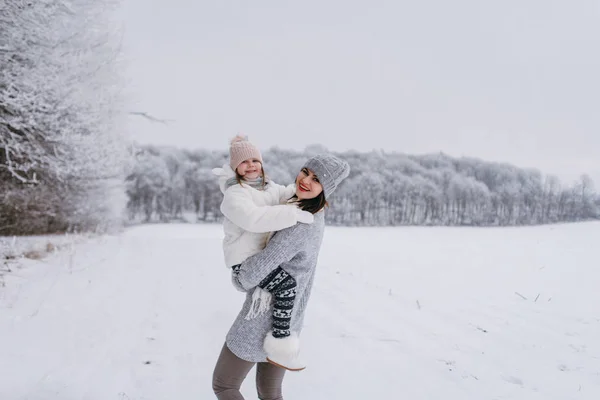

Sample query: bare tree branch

[129,111,173,125]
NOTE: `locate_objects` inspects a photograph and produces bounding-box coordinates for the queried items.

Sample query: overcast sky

[121,0,599,185]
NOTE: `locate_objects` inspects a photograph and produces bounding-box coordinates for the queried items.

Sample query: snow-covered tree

[1,0,128,234]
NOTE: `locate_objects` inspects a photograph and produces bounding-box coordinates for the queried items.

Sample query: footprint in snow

[503,376,524,386]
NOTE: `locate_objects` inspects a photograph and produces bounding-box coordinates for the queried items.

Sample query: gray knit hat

[302,154,351,198]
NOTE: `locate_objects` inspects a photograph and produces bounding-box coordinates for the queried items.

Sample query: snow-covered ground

[1,222,598,400]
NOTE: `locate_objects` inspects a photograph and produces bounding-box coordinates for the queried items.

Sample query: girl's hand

[295,209,314,224]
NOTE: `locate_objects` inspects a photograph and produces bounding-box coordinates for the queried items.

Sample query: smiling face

[295,167,323,200]
[236,158,263,180]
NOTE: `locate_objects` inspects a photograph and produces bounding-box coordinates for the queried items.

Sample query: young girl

[212,136,314,371]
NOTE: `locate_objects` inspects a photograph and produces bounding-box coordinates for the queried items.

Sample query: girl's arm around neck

[220,186,302,233]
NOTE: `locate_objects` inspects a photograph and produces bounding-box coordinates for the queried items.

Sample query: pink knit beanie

[229,135,263,170]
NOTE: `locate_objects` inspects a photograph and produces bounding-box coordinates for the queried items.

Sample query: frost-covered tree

[576,174,596,219]
[0,0,128,234]
[125,152,170,222]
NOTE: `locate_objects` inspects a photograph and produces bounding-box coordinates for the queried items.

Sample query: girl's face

[236,158,262,180]
[295,167,323,200]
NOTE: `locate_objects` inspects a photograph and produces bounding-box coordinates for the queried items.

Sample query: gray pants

[212,343,286,400]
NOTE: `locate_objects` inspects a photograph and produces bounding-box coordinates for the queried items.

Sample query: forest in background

[125,144,599,227]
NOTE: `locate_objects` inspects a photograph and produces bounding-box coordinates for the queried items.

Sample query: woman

[212,153,351,400]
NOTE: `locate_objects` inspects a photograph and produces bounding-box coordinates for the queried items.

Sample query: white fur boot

[263,332,306,372]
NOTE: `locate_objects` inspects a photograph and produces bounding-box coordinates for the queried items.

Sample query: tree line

[125,144,599,227]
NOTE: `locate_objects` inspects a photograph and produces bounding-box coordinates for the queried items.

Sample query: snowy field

[1,222,599,400]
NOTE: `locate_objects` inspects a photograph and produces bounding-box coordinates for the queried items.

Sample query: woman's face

[236,158,262,180]
[295,167,323,200]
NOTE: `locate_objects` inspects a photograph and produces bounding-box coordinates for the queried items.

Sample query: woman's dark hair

[290,192,328,214]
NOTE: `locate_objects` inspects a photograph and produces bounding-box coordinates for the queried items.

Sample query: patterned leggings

[258,267,297,338]
[233,265,297,338]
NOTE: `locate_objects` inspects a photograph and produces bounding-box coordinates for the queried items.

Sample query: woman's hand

[231,268,247,292]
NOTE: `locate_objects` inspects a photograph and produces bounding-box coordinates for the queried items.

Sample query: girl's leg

[212,343,255,400]
[256,361,286,400]
[258,267,297,338]
[258,267,304,371]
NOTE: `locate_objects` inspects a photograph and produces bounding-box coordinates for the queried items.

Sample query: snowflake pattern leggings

[232,265,297,338]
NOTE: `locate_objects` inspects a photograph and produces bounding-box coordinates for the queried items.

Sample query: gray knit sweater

[226,211,326,362]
